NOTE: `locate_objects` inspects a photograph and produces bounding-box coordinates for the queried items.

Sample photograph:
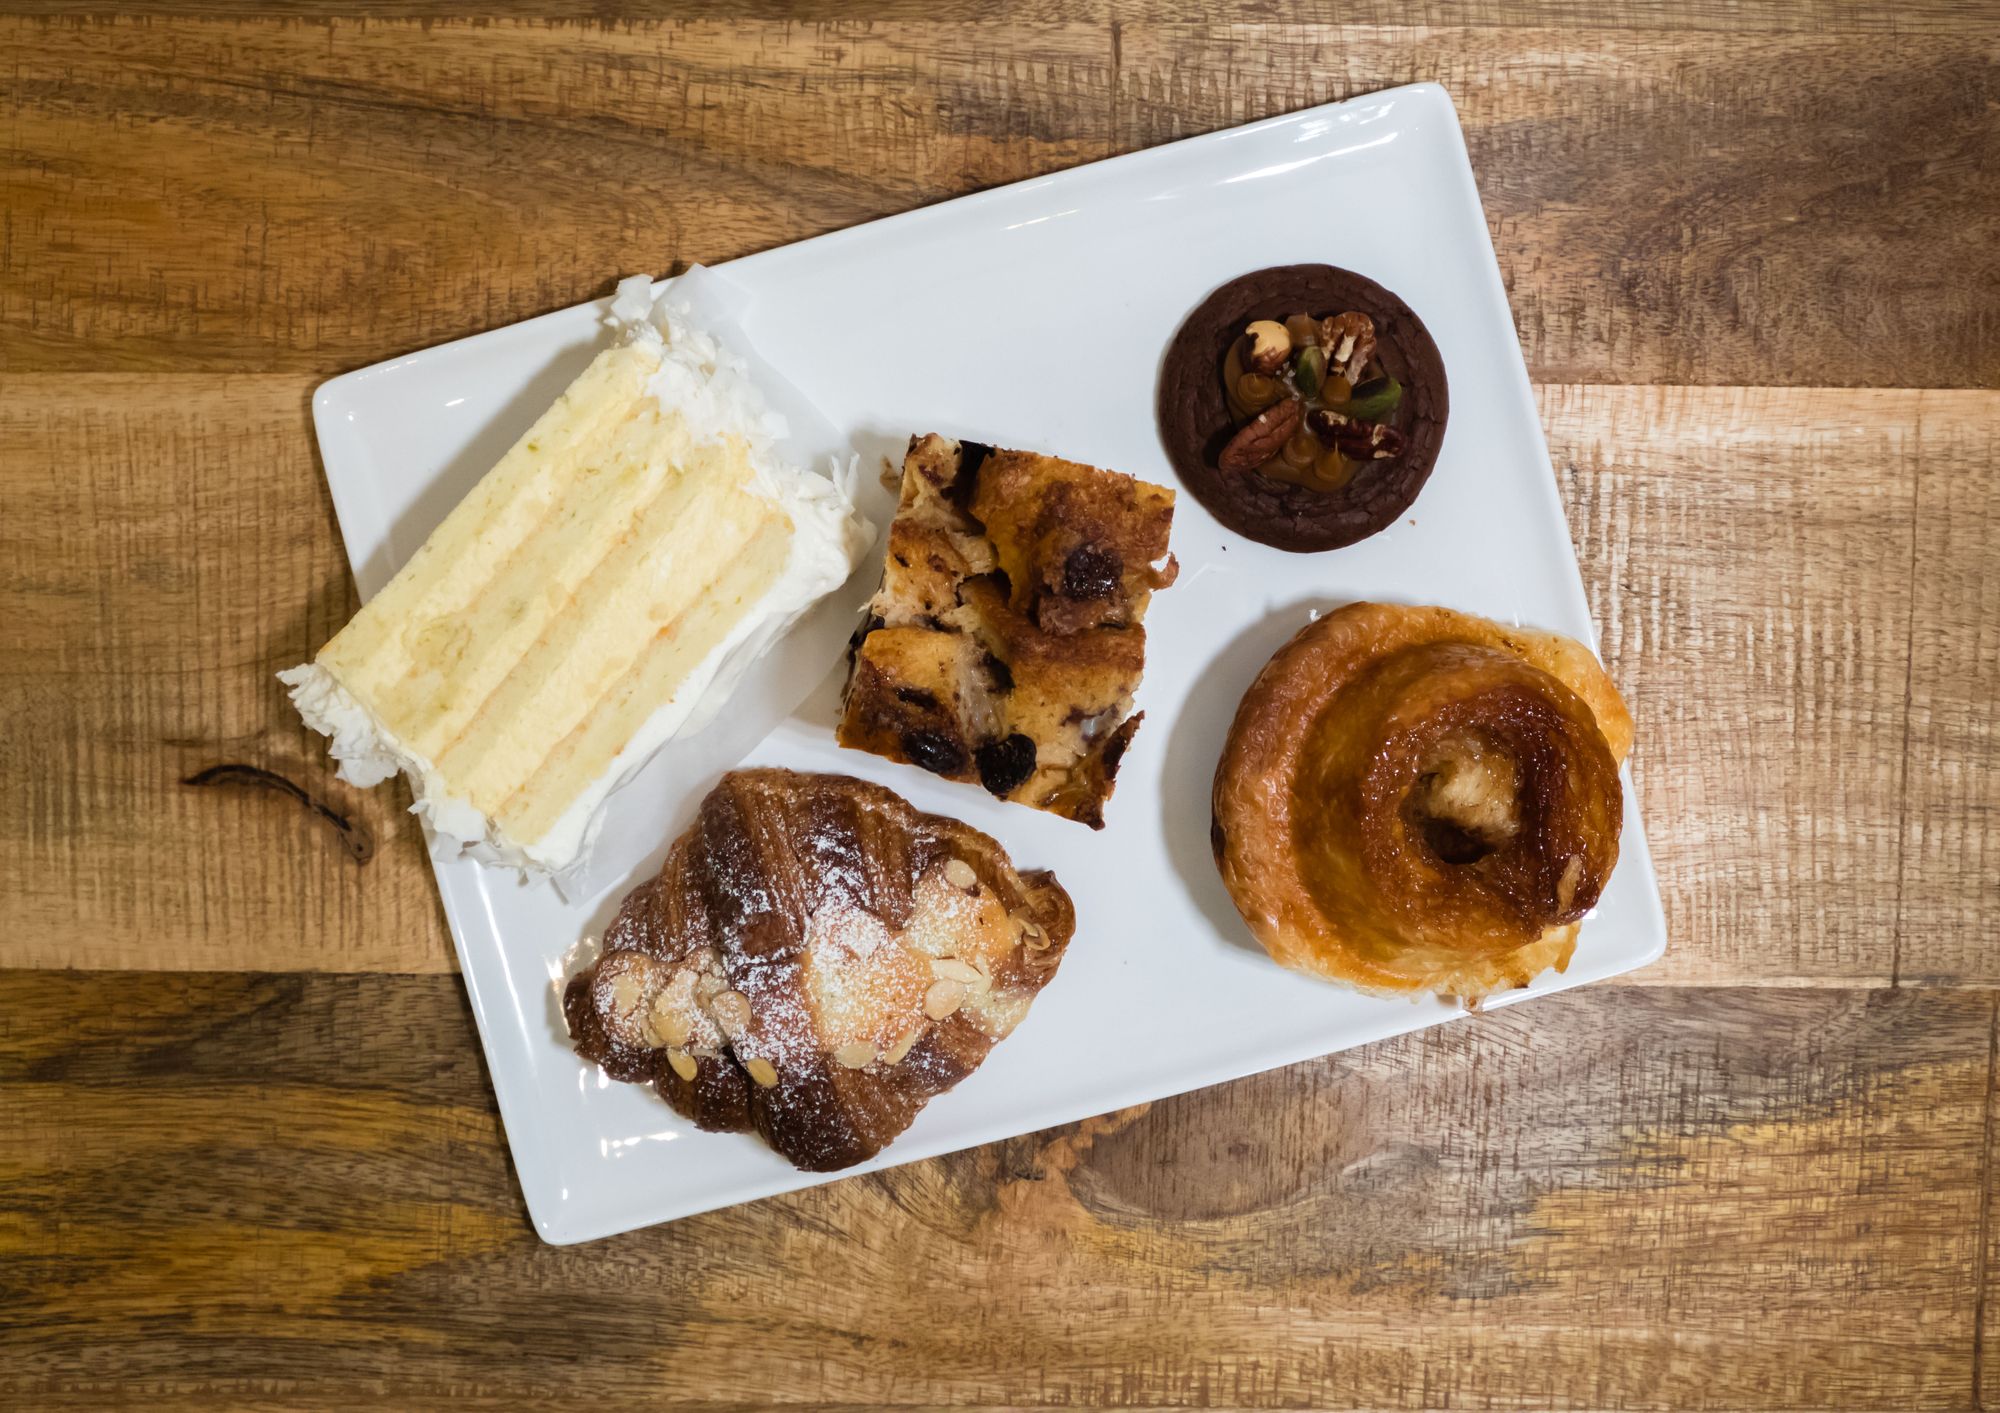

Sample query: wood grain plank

[5,18,1995,385]
[17,0,2000,32]
[0,374,451,973]
[1113,25,2000,390]
[1,18,1116,374]
[1548,386,1942,987]
[0,973,1986,1408]
[1895,393,2000,986]
[9,379,1988,981]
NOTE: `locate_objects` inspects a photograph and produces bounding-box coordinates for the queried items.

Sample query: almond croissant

[566,769,1075,1171]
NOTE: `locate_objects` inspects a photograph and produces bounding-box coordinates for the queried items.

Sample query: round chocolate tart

[1157,264,1449,553]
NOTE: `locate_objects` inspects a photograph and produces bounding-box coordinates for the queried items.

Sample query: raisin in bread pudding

[565,769,1074,1172]
[838,435,1176,827]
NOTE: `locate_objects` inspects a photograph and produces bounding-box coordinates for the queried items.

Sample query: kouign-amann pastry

[1212,602,1631,1000]
[838,434,1176,828]
[565,769,1074,1172]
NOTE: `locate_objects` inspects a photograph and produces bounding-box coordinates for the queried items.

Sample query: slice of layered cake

[282,277,871,875]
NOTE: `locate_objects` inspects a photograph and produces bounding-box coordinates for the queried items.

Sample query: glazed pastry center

[1407,735,1522,865]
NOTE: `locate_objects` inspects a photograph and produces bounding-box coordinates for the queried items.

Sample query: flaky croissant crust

[1212,603,1633,999]
[566,769,1075,1172]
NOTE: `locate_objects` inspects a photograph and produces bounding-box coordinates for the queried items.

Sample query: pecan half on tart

[1157,264,1449,553]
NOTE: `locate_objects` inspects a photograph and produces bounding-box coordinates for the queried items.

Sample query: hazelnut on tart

[565,769,1074,1172]
[837,434,1176,828]
[1158,264,1448,553]
[1211,603,1631,1001]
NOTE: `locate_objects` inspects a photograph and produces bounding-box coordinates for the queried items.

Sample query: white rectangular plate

[312,83,1665,1244]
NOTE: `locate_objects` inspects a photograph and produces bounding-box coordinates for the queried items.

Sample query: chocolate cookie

[1157,264,1448,553]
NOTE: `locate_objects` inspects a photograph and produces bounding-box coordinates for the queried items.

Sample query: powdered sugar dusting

[800,894,932,1053]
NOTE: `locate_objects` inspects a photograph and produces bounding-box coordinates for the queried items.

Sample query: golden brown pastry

[565,769,1074,1171]
[837,434,1176,828]
[1211,603,1632,999]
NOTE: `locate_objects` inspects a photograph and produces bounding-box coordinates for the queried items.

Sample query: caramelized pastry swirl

[1213,603,1632,998]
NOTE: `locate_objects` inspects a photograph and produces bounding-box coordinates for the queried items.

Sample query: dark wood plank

[2,18,1116,374]
[4,18,1994,385]
[0,972,1985,1409]
[1113,25,2000,390]
[16,0,2000,29]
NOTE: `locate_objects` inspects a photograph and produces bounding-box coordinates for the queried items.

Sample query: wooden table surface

[4,4,1997,1409]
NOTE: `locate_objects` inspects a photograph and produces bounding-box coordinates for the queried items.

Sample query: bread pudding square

[838,434,1175,827]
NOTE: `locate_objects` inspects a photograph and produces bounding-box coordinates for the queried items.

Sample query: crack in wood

[180,763,375,865]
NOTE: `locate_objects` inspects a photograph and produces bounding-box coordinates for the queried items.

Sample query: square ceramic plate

[312,82,1665,1244]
